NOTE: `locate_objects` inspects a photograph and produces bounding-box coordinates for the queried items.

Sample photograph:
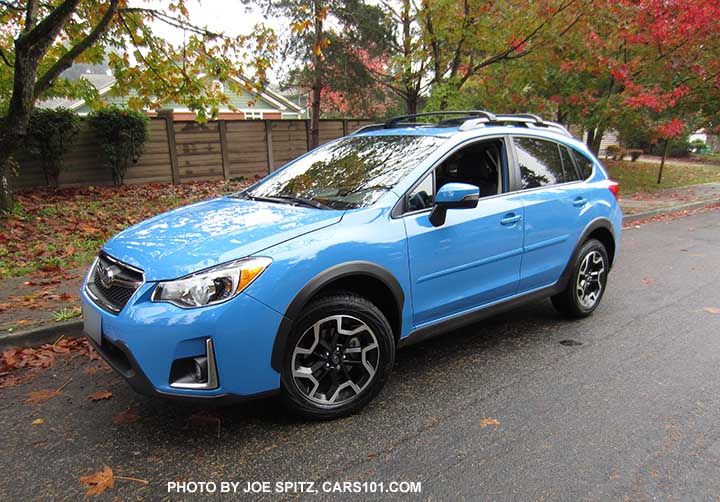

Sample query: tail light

[608,180,619,199]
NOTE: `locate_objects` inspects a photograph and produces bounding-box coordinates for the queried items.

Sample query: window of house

[245,111,264,120]
[513,137,564,189]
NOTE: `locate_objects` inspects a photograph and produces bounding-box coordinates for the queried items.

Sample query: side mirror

[429,182,479,227]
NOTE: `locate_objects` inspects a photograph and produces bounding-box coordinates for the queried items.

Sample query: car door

[510,135,588,292]
[402,137,525,327]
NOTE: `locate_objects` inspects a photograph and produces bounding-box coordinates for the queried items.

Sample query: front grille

[86,253,144,313]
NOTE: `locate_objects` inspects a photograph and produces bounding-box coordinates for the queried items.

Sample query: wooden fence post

[265,120,274,173]
[305,119,311,151]
[342,119,348,136]
[218,120,231,180]
[159,109,180,184]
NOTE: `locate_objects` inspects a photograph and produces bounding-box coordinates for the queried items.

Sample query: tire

[280,294,395,420]
[551,239,610,318]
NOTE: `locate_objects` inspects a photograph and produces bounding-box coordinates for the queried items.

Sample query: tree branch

[23,0,38,32]
[119,7,225,39]
[17,0,79,50]
[34,0,120,99]
[0,46,13,67]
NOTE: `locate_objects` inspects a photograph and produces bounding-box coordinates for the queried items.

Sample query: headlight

[151,257,272,308]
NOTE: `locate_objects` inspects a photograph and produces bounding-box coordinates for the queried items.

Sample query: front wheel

[552,239,609,318]
[280,294,395,420]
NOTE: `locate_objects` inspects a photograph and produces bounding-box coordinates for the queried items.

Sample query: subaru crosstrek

[82,111,621,419]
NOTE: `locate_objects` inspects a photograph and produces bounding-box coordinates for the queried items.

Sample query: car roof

[353,122,592,155]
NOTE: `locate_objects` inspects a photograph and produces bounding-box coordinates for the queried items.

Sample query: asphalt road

[1,210,719,501]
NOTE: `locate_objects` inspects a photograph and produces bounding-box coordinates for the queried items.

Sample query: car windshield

[240,135,446,209]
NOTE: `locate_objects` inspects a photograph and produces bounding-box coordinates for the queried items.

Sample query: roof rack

[384,110,497,129]
[458,113,572,137]
[352,111,573,138]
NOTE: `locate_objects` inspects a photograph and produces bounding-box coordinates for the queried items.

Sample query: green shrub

[666,138,691,158]
[25,108,80,187]
[605,144,626,160]
[627,149,643,161]
[87,108,149,185]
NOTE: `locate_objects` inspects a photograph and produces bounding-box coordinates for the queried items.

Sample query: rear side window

[571,149,595,179]
[513,137,564,189]
[559,145,580,182]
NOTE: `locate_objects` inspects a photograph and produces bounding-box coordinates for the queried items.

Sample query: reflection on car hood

[102,197,343,281]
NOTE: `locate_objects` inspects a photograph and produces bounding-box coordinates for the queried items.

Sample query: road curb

[0,319,83,350]
[622,198,720,225]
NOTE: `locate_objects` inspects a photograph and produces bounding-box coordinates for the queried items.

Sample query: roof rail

[458,114,572,137]
[384,110,497,129]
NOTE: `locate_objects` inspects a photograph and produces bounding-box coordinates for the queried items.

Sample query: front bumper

[81,280,285,400]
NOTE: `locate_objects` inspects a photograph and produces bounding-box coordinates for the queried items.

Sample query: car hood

[103,197,344,281]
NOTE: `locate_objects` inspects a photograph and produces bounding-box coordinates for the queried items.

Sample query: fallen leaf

[83,366,100,375]
[25,389,61,404]
[87,391,112,401]
[32,418,44,425]
[480,418,501,428]
[114,408,141,425]
[703,307,720,314]
[80,465,115,497]
[641,278,656,285]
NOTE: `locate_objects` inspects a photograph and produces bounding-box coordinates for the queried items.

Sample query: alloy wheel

[291,315,379,406]
[575,250,606,309]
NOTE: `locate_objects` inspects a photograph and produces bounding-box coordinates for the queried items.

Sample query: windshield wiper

[274,195,331,210]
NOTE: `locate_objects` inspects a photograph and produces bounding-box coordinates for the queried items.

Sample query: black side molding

[270,261,404,372]
[399,283,562,348]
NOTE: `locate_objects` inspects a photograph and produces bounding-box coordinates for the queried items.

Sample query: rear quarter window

[571,149,595,180]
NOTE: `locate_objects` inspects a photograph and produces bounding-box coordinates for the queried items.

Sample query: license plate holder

[82,301,102,345]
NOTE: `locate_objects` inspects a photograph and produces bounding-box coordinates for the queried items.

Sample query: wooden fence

[11,116,376,189]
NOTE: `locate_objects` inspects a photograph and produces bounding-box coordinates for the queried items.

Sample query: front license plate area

[83,302,102,345]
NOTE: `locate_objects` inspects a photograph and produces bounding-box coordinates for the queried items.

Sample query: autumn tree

[0,0,274,212]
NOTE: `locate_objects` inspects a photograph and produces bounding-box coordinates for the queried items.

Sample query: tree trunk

[0,42,43,212]
[406,89,418,114]
[586,127,605,157]
[657,139,669,184]
[309,0,323,150]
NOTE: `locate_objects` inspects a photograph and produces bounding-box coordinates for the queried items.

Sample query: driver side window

[404,138,506,213]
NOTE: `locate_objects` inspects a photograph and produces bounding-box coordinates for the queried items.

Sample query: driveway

[1,210,719,501]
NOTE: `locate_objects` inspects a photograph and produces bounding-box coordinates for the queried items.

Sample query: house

[39,73,306,120]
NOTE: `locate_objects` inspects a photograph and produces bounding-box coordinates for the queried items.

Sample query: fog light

[168,339,219,390]
[193,356,208,383]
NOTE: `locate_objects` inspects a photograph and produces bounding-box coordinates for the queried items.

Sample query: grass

[604,159,720,194]
[52,307,82,322]
[0,180,250,279]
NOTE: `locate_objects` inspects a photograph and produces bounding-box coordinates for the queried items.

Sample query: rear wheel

[552,239,609,318]
[280,294,395,419]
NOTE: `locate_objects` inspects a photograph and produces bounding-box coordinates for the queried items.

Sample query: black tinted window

[246,135,445,209]
[572,149,595,179]
[514,137,563,189]
[559,145,580,182]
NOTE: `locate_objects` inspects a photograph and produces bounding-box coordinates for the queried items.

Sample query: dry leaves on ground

[80,465,115,497]
[114,407,141,425]
[25,389,61,404]
[0,337,98,388]
[479,418,501,428]
[703,307,720,314]
[31,418,44,425]
[87,391,113,401]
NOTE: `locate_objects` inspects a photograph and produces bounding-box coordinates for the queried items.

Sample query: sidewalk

[619,181,720,215]
[1,182,719,348]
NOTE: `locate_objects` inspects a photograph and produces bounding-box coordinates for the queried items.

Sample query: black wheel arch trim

[270,261,404,372]
[557,217,616,290]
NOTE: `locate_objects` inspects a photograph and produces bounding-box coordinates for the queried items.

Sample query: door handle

[572,197,588,207]
[500,214,522,226]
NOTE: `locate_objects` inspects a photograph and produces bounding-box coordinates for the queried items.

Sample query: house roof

[38,73,304,114]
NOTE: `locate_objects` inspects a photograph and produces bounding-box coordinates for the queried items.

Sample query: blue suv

[81,111,621,419]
